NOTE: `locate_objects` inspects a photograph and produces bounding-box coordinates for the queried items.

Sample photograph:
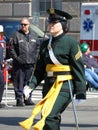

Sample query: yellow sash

[19,64,73,130]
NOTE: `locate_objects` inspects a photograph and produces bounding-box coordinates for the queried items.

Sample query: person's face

[85,48,90,54]
[0,32,4,36]
[48,21,63,37]
[21,19,30,33]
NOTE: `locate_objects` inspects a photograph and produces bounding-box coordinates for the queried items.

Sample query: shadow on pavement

[0,117,39,126]
[61,123,98,128]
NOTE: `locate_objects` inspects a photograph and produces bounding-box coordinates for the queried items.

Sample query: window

[40,0,62,15]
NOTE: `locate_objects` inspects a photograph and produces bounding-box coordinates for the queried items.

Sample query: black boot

[24,92,35,105]
[16,99,24,106]
[24,97,35,105]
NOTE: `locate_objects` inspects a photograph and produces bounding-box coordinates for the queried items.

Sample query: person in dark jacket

[80,42,98,73]
[10,18,40,106]
[0,25,6,108]
[20,9,86,130]
[80,42,98,89]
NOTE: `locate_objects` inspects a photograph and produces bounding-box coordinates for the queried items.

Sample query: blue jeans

[94,68,98,74]
[85,68,98,88]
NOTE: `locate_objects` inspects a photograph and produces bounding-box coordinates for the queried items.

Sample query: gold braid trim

[75,45,82,60]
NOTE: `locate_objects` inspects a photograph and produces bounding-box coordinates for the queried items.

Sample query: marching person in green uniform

[19,8,86,130]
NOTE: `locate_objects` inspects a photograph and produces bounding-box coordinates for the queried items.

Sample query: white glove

[6,58,13,63]
[23,85,32,99]
[75,99,86,105]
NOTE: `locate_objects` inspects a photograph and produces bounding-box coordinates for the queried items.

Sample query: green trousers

[43,81,72,130]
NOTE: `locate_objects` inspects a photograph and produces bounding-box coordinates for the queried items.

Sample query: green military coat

[29,33,86,99]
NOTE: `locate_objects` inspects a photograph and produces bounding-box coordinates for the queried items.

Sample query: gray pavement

[0,86,98,130]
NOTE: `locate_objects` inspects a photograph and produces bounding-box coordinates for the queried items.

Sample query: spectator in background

[10,18,40,106]
[0,25,6,108]
[80,42,98,89]
[80,42,98,73]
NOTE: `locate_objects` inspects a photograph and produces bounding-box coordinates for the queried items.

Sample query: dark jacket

[10,29,40,66]
[82,53,98,68]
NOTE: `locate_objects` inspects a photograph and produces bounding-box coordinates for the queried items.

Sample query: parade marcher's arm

[70,40,86,100]
[28,43,46,88]
[23,53,46,98]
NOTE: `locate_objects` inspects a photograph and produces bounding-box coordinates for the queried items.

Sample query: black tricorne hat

[47,8,72,23]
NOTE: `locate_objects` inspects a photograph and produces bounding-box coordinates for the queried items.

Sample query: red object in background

[0,35,5,48]
[3,69,6,83]
[2,62,8,83]
[2,61,13,84]
[84,10,90,15]
[0,35,3,40]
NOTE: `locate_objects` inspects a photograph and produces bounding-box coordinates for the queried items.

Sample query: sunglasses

[21,23,28,26]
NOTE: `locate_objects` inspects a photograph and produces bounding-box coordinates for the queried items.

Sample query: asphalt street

[0,86,98,130]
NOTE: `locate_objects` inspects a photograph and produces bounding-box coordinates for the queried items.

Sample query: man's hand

[23,85,32,99]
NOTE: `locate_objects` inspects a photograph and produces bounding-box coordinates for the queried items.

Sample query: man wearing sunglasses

[10,18,40,106]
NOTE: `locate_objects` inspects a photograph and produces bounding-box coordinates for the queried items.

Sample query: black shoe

[24,98,35,105]
[16,99,24,106]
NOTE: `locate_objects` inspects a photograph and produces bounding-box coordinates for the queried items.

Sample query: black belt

[47,71,71,77]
